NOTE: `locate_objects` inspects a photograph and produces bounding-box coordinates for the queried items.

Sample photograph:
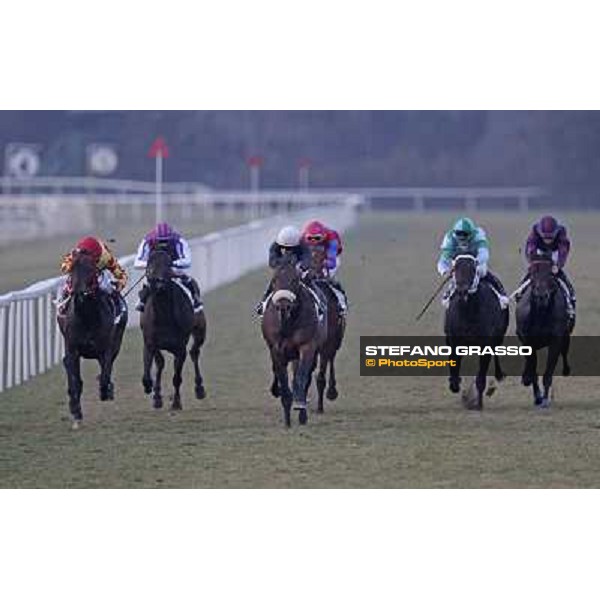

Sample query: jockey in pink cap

[134,222,203,312]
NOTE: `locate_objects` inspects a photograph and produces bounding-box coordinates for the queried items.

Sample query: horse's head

[271,252,301,320]
[70,250,98,297]
[528,258,557,309]
[146,249,173,292]
[452,254,479,301]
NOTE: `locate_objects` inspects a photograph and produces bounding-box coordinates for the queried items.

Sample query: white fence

[0,196,362,393]
[0,190,359,245]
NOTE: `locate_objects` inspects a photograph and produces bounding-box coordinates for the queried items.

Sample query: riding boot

[111,292,127,324]
[515,272,531,302]
[182,276,203,313]
[136,284,150,312]
[483,271,509,309]
[441,281,455,309]
[256,280,274,316]
[309,283,327,320]
[56,285,72,316]
[557,270,576,328]
[328,279,348,315]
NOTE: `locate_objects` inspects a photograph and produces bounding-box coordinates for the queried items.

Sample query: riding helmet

[276,226,301,248]
[452,217,476,241]
[76,236,103,261]
[303,220,327,244]
[535,215,560,242]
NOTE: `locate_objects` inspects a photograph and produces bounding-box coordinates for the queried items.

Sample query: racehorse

[140,249,206,411]
[307,245,346,413]
[444,255,508,410]
[261,252,326,427]
[515,256,571,407]
[57,249,127,426]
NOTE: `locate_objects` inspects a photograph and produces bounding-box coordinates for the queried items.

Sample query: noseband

[453,254,479,295]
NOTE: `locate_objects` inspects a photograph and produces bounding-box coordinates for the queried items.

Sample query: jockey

[301,220,348,315]
[58,236,128,321]
[437,217,509,309]
[522,215,575,319]
[255,225,323,317]
[134,222,203,313]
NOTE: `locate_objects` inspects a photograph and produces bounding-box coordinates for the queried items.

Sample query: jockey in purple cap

[134,222,203,312]
[518,215,575,324]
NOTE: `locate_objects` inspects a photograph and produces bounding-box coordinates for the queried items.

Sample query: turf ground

[1,210,600,488]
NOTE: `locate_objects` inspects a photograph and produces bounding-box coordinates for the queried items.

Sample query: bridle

[453,254,479,295]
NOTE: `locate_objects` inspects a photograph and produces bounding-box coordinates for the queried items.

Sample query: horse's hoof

[495,372,506,382]
[298,409,308,425]
[563,365,571,377]
[270,384,280,398]
[450,381,460,394]
[71,419,82,431]
[143,382,153,395]
[170,401,182,411]
[326,388,338,401]
[153,398,163,410]
[534,394,544,407]
[522,374,533,387]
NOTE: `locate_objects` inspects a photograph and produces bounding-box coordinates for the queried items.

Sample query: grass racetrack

[1,210,600,488]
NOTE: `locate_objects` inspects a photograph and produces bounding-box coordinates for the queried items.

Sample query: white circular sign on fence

[87,144,118,176]
[5,145,41,179]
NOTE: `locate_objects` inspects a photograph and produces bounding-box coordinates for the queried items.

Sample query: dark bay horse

[307,245,346,413]
[141,249,207,411]
[57,250,127,426]
[516,257,571,407]
[261,253,326,427]
[444,255,508,410]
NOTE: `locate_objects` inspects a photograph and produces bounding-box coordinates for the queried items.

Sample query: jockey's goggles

[454,231,470,240]
[306,234,325,243]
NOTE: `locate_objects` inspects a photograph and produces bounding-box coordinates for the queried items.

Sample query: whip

[415,271,453,321]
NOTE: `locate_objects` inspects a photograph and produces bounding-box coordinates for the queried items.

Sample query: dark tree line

[1,111,599,199]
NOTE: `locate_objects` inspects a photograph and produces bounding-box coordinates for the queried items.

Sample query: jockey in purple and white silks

[518,214,575,321]
[134,222,203,313]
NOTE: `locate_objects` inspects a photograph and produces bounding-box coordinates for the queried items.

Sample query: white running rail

[0,195,363,393]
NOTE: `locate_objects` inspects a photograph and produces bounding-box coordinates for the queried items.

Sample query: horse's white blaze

[272,290,297,304]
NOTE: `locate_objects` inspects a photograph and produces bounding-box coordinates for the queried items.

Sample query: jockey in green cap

[437,217,509,309]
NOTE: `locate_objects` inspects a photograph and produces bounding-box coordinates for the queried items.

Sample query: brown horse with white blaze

[261,253,326,427]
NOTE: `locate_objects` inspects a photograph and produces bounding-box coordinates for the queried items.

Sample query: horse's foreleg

[189,334,206,400]
[271,351,292,427]
[142,344,154,396]
[316,352,327,414]
[494,355,506,382]
[63,350,83,423]
[474,355,492,410]
[449,353,462,394]
[153,350,165,409]
[170,349,186,411]
[326,353,339,400]
[522,351,543,405]
[98,351,114,401]
[562,336,571,376]
[293,346,316,410]
[542,340,562,407]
